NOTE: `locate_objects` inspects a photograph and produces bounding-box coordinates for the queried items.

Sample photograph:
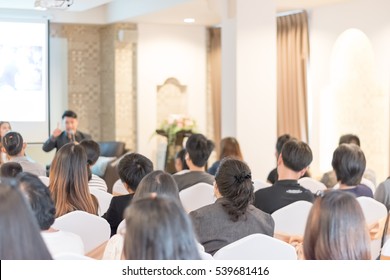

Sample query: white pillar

[221,0,277,180]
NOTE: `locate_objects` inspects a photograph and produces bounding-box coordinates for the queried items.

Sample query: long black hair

[124,195,200,260]
[0,180,52,259]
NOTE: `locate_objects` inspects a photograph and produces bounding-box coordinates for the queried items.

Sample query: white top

[41,230,85,257]
[89,174,108,192]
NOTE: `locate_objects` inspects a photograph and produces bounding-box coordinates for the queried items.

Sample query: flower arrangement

[158,114,197,145]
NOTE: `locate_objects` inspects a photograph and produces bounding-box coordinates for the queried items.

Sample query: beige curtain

[208,28,222,153]
[277,11,309,142]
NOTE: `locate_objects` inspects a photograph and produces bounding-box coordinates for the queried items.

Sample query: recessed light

[184,18,195,23]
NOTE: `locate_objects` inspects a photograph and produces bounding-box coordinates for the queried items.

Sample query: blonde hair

[49,143,97,217]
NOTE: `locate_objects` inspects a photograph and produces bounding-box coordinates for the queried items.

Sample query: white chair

[197,242,214,260]
[271,200,313,236]
[253,180,271,192]
[116,219,126,235]
[357,197,388,259]
[112,179,128,195]
[213,234,297,260]
[179,183,215,213]
[53,210,111,254]
[381,238,390,259]
[298,177,327,194]
[54,252,94,260]
[39,176,50,187]
[90,188,113,216]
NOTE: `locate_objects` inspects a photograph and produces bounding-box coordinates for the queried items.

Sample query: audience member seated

[190,158,274,255]
[103,153,153,236]
[133,170,180,202]
[207,137,243,176]
[42,110,91,153]
[0,180,52,260]
[17,172,84,256]
[103,170,180,260]
[2,131,46,176]
[0,121,11,164]
[0,162,22,178]
[254,139,314,214]
[124,194,200,260]
[174,148,189,174]
[79,139,108,192]
[374,177,390,211]
[49,143,98,217]
[331,144,373,198]
[266,134,310,184]
[173,133,214,191]
[303,190,371,260]
[321,134,376,188]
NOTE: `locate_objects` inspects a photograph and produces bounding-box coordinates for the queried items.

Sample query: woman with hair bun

[190,158,274,255]
[0,121,11,164]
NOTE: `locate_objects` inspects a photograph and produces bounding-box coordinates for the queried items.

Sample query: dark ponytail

[215,158,254,222]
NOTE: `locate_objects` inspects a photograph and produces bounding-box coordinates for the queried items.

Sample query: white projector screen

[0,19,49,143]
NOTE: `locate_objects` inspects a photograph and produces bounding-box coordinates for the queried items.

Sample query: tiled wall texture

[50,23,137,151]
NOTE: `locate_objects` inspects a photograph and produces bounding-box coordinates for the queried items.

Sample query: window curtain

[208,28,222,153]
[277,11,310,142]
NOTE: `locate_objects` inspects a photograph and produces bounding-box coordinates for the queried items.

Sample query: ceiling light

[34,0,74,10]
[184,18,195,23]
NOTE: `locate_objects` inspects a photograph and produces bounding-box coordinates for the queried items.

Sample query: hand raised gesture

[52,122,62,138]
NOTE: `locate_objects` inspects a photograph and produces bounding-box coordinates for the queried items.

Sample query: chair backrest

[357,197,387,225]
[54,252,94,260]
[357,197,388,259]
[381,238,390,259]
[112,179,128,196]
[89,188,113,216]
[98,141,126,158]
[179,183,215,213]
[298,177,327,194]
[253,180,271,192]
[116,219,126,235]
[271,200,313,236]
[39,176,50,187]
[213,233,297,260]
[53,211,111,254]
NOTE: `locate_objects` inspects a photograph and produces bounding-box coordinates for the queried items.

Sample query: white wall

[235,0,277,181]
[137,23,207,165]
[220,0,277,181]
[309,0,390,182]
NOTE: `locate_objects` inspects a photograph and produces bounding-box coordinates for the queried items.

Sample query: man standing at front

[42,110,91,152]
[254,139,314,214]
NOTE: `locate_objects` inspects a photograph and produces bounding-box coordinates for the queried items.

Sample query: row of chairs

[39,174,375,215]
[51,196,388,260]
[178,182,388,259]
[45,174,387,259]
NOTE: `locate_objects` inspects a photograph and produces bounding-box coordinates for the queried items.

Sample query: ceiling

[0,0,352,25]
[0,0,113,12]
